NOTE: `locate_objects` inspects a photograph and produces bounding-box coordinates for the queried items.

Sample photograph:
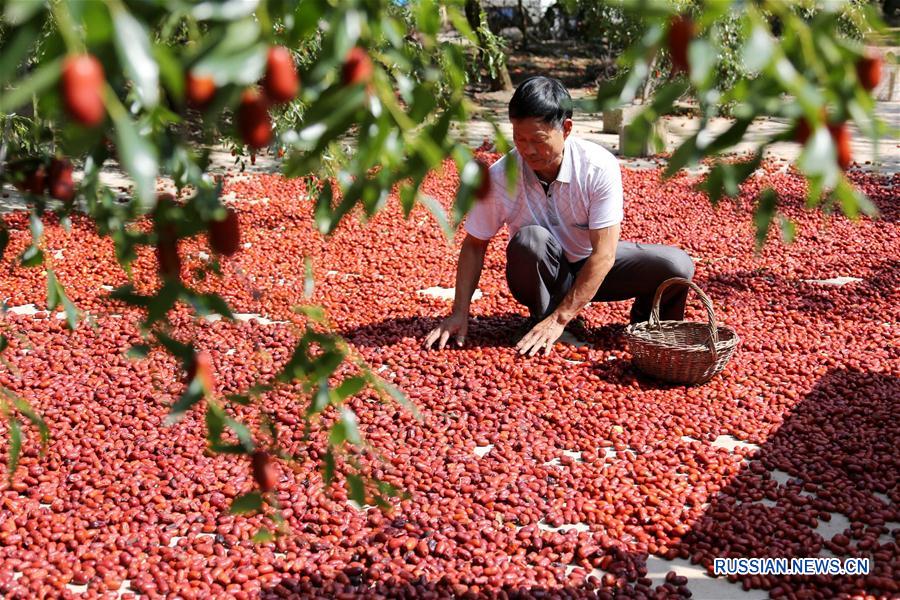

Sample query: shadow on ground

[256,368,897,598]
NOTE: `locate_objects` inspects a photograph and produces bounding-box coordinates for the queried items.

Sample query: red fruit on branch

[185,351,215,392]
[14,164,46,195]
[828,122,852,170]
[342,47,374,86]
[794,119,812,145]
[263,46,299,104]
[155,231,181,281]
[48,159,75,203]
[236,89,272,150]
[208,208,241,256]
[185,72,216,108]
[855,54,882,92]
[251,450,278,492]
[474,160,492,201]
[667,15,695,75]
[60,54,106,126]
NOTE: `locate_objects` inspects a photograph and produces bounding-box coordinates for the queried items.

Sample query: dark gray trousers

[506,225,695,324]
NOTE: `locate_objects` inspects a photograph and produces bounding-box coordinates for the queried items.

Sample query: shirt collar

[556,135,574,184]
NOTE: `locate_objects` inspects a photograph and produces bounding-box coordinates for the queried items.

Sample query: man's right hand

[424,312,468,350]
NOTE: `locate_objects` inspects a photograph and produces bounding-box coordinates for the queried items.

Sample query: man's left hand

[516,315,566,357]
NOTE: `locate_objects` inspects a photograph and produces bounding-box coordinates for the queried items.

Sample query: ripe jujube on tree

[856,54,882,92]
[236,89,272,150]
[342,47,374,86]
[48,159,75,203]
[208,208,241,256]
[828,122,852,170]
[263,46,299,104]
[60,54,106,127]
[667,15,695,75]
[185,351,215,392]
[251,450,278,492]
[185,72,216,109]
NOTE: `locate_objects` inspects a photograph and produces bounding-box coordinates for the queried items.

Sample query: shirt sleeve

[463,165,503,241]
[587,155,624,230]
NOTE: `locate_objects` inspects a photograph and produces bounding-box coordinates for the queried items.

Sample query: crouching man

[425,76,695,356]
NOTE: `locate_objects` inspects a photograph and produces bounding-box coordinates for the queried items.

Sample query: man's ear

[562,118,573,138]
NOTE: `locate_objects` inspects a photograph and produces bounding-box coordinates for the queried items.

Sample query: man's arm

[424,233,490,349]
[516,224,620,356]
[451,234,490,315]
[550,223,620,324]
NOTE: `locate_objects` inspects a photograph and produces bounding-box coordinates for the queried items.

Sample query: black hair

[508,76,573,128]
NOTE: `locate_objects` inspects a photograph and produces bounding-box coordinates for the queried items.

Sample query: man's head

[508,76,574,180]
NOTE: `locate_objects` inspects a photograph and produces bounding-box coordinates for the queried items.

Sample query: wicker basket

[625,277,740,385]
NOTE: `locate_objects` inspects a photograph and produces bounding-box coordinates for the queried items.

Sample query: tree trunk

[465,0,513,91]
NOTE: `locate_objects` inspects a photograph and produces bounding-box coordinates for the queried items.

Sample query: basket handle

[648,277,719,359]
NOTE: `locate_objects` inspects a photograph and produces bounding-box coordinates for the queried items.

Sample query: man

[424,76,695,356]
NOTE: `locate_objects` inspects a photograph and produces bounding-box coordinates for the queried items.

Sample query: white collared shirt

[464,136,623,262]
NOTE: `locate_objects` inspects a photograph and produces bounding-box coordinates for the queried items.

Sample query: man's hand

[424,312,468,350]
[516,315,566,357]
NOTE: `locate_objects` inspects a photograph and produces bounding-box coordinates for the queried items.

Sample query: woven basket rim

[626,322,740,353]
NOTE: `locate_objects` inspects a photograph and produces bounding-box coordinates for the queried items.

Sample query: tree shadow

[702,257,899,319]
[658,368,899,598]
[339,313,530,349]
[258,369,895,597]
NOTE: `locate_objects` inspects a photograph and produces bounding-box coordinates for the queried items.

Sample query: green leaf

[742,24,775,73]
[303,257,314,299]
[127,344,150,359]
[230,492,263,514]
[153,331,192,359]
[0,335,7,354]
[0,21,39,86]
[313,181,334,234]
[420,194,452,240]
[375,378,422,421]
[308,380,330,416]
[294,305,326,323]
[111,5,160,108]
[169,379,205,420]
[58,284,79,330]
[778,215,796,244]
[9,394,49,451]
[19,246,44,268]
[192,0,259,20]
[7,418,22,476]
[225,417,254,451]
[752,188,778,252]
[154,44,184,103]
[322,449,336,484]
[46,269,60,311]
[3,0,44,25]
[339,407,361,445]
[329,422,347,446]
[192,19,266,86]
[110,110,159,212]
[0,227,8,261]
[252,527,276,543]
[0,56,61,113]
[335,376,366,401]
[663,136,700,179]
[205,401,225,445]
[346,473,366,505]
[146,282,180,326]
[309,349,345,382]
[688,39,717,89]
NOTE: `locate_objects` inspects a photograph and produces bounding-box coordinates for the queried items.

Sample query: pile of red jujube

[0,154,896,600]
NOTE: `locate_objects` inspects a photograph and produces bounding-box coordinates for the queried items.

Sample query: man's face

[510,116,573,179]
